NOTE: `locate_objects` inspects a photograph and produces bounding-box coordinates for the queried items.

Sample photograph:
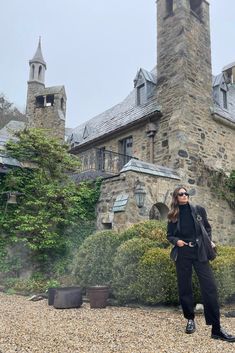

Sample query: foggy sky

[0,1,234,128]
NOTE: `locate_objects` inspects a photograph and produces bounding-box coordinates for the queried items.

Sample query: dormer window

[83,125,89,139]
[137,84,145,105]
[221,89,228,110]
[134,68,156,106]
[190,0,203,20]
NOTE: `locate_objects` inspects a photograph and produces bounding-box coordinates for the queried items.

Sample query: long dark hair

[168,186,188,223]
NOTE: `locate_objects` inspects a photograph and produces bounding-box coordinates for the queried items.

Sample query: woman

[167,186,235,342]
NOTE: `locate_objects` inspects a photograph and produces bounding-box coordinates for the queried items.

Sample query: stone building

[26,39,66,140]
[0,39,66,144]
[69,0,235,243]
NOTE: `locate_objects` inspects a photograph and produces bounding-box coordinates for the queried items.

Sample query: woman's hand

[177,240,188,247]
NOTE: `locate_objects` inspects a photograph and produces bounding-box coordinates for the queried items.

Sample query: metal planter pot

[87,286,109,309]
[51,287,83,309]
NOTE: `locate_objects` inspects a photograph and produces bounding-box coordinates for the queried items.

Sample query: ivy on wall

[0,129,101,259]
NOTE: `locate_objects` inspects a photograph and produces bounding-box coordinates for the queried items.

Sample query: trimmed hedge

[72,230,131,288]
[112,238,155,303]
[120,220,169,248]
[136,248,178,305]
[72,221,235,306]
[211,245,235,304]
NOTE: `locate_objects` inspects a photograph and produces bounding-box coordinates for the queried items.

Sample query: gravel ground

[0,293,235,353]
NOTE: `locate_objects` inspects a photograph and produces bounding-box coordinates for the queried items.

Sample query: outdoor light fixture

[2,191,23,205]
[1,191,23,217]
[7,192,18,204]
[134,182,146,208]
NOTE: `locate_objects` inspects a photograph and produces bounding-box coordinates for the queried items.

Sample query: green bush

[136,248,178,304]
[211,245,235,303]
[72,230,128,288]
[112,243,235,306]
[3,276,60,293]
[120,220,169,248]
[112,238,155,303]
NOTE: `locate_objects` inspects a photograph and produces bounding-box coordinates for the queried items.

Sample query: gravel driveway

[0,293,235,353]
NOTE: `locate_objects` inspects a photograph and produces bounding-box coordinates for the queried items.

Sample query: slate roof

[212,104,235,124]
[29,38,46,67]
[69,68,161,149]
[134,68,157,85]
[36,85,66,97]
[0,120,25,147]
[212,74,224,87]
[69,66,235,150]
[120,159,180,180]
[212,74,235,123]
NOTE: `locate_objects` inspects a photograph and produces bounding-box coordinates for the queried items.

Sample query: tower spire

[28,37,47,84]
[30,37,47,67]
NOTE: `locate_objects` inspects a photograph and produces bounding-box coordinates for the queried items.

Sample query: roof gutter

[211,112,235,130]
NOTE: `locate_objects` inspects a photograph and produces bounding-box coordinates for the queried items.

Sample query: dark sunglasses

[178,192,189,197]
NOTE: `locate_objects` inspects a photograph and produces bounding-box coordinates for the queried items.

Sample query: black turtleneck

[179,204,196,241]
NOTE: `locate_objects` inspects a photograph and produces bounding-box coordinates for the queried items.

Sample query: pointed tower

[28,37,47,85]
[26,39,66,140]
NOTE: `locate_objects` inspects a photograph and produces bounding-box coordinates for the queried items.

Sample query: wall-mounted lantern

[2,191,23,205]
[134,182,146,208]
[7,192,18,204]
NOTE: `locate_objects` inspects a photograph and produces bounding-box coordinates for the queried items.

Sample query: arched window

[38,65,42,80]
[32,64,35,79]
[61,97,64,110]
[190,0,202,19]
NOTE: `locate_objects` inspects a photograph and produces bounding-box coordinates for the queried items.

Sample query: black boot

[185,319,196,334]
[211,328,235,342]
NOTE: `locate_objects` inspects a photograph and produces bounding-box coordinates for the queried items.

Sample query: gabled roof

[134,67,157,86]
[212,73,228,90]
[212,70,235,124]
[70,68,160,148]
[212,73,224,87]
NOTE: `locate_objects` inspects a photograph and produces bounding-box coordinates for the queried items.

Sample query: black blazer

[167,203,212,262]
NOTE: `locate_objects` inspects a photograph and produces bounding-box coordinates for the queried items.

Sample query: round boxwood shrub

[120,220,169,248]
[72,230,128,288]
[136,248,178,305]
[112,238,155,303]
[211,245,235,304]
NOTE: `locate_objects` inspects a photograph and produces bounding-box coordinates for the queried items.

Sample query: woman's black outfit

[167,203,220,331]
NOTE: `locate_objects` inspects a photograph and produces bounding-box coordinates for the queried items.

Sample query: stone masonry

[71,0,235,243]
[26,40,66,140]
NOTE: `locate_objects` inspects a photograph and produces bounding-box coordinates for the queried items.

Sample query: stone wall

[153,0,235,242]
[93,119,158,163]
[85,0,235,244]
[97,170,235,244]
[28,104,65,140]
[26,82,66,140]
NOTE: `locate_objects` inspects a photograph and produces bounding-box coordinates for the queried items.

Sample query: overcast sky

[0,1,235,128]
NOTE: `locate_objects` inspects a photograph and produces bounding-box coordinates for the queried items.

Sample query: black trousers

[175,246,220,327]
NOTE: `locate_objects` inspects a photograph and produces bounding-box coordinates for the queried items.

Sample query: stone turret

[156,0,213,178]
[26,39,66,140]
